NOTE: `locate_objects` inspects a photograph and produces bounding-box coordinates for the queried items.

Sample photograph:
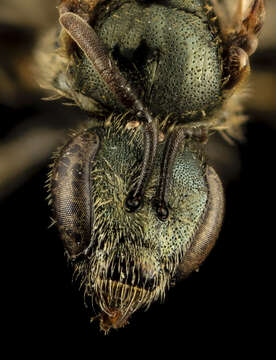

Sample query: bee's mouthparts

[92,279,160,332]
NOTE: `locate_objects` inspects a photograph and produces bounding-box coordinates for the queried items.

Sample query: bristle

[211,0,231,35]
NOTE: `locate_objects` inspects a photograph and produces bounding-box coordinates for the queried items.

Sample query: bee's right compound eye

[50,130,100,259]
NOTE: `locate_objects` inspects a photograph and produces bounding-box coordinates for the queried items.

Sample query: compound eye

[50,130,100,259]
[176,166,224,279]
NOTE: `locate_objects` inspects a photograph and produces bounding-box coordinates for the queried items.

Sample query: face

[50,119,224,331]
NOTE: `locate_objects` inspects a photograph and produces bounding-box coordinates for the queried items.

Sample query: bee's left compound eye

[50,130,100,258]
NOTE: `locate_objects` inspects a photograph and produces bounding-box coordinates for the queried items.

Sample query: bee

[36,0,266,332]
[0,0,266,333]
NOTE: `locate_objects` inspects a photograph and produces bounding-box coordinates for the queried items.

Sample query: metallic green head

[50,119,224,331]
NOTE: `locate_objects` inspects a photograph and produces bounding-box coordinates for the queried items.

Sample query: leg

[212,0,265,90]
[238,0,266,55]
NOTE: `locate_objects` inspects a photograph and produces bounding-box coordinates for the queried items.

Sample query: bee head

[50,117,224,331]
